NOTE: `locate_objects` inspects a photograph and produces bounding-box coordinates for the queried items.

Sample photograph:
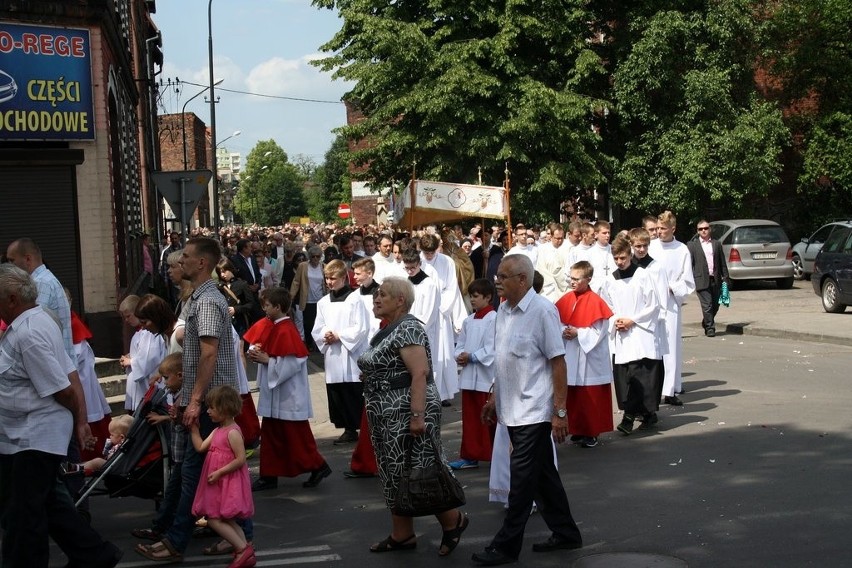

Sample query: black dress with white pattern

[357,314,446,507]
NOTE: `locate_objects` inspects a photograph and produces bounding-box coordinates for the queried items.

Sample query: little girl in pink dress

[191,386,256,568]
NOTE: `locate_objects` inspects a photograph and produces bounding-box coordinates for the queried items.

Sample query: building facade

[0,0,162,356]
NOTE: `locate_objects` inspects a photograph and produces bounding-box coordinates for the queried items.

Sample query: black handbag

[392,431,466,517]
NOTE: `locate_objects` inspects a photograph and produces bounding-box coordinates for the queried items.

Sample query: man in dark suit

[687,220,729,337]
[230,239,262,293]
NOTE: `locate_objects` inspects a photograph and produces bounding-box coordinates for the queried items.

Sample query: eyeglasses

[404,265,419,272]
[697,227,710,231]
[494,273,522,282]
[310,254,322,259]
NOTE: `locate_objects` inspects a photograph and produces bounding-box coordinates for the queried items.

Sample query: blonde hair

[109,414,134,436]
[119,295,140,313]
[657,210,677,228]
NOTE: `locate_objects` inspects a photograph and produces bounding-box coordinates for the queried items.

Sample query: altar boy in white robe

[450,278,497,470]
[648,211,695,405]
[402,249,442,369]
[312,260,371,445]
[419,233,461,403]
[599,236,662,435]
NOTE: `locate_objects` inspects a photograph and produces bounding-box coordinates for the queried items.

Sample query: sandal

[134,539,184,563]
[369,534,417,553]
[203,538,235,556]
[130,527,162,541]
[229,543,256,568]
[438,512,469,556]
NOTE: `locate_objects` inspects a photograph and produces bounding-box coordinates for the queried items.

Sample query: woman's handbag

[392,431,466,517]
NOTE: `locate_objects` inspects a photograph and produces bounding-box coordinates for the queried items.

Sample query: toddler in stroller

[74,383,171,507]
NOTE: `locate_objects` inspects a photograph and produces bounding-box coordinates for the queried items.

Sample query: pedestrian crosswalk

[119,544,341,567]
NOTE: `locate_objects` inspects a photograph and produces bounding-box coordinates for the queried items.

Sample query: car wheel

[821,278,847,313]
[776,277,794,289]
[791,254,804,280]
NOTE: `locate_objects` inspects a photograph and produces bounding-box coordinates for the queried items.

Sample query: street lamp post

[181,79,222,170]
[217,130,241,149]
[208,0,220,232]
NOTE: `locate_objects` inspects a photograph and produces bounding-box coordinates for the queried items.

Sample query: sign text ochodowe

[0,22,95,141]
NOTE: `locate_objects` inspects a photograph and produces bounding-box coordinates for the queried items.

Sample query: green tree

[606,1,789,219]
[760,0,852,223]
[312,0,610,223]
[234,140,307,225]
[308,133,351,222]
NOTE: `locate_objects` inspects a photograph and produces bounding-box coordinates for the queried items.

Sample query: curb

[683,322,849,347]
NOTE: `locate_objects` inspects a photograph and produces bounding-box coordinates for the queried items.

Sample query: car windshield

[732,226,788,244]
[822,227,852,254]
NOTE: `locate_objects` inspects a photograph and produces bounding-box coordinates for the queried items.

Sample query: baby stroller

[75,385,172,507]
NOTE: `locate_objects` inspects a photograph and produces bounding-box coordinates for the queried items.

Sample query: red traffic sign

[338,203,351,219]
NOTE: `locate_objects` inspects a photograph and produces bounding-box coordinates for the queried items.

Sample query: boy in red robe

[555,260,614,448]
[245,288,331,491]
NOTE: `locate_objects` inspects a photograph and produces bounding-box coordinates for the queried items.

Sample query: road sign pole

[179,177,188,236]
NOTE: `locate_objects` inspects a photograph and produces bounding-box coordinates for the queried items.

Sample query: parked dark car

[709,220,794,289]
[791,220,852,280]
[811,224,852,313]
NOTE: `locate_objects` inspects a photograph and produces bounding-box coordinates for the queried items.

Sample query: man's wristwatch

[554,408,567,419]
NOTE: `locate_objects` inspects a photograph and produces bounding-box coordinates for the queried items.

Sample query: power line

[179,80,343,105]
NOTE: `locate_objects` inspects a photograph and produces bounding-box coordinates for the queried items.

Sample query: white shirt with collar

[0,306,76,456]
[494,288,566,427]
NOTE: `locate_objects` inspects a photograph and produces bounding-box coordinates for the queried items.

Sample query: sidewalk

[681,280,852,346]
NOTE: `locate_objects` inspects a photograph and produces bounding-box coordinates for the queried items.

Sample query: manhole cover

[573,552,687,568]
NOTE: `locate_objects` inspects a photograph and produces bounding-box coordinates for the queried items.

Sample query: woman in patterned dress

[357,277,469,556]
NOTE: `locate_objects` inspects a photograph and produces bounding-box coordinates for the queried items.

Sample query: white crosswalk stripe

[119,544,341,567]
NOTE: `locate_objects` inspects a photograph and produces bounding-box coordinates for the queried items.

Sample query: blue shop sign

[0,22,95,141]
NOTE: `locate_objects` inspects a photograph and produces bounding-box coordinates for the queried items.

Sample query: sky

[153,0,352,166]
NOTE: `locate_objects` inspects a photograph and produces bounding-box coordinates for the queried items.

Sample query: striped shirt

[31,265,75,362]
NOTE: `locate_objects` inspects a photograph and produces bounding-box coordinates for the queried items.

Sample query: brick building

[0,0,162,356]
[344,100,391,226]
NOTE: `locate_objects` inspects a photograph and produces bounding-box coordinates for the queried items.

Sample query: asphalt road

[60,326,852,568]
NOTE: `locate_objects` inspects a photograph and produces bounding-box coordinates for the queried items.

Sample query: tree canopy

[234,140,307,225]
[313,0,849,228]
[608,1,789,219]
[309,133,351,222]
[313,0,610,223]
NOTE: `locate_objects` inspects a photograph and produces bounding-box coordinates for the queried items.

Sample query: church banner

[0,22,95,141]
[394,179,508,228]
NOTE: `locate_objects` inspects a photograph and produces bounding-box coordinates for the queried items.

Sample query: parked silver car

[791,221,852,280]
[709,219,794,289]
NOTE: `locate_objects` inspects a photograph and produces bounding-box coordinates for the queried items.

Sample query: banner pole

[409,161,416,233]
[504,162,513,248]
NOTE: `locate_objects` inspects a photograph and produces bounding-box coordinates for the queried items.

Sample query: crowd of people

[0,211,728,567]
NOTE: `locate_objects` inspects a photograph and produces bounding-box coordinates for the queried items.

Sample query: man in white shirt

[476,255,582,565]
[6,238,75,361]
[648,211,695,405]
[0,264,121,568]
